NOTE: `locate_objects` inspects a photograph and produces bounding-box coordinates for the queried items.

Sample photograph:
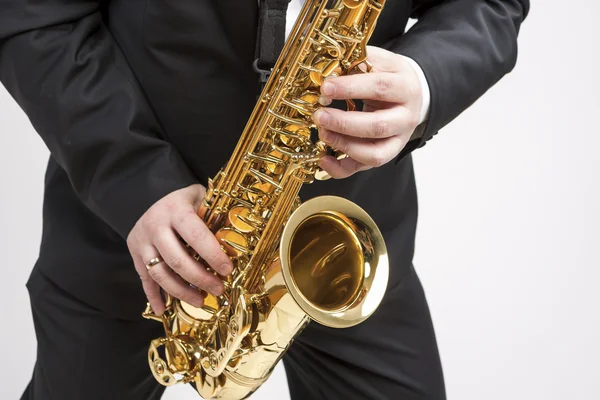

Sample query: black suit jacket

[0,0,529,319]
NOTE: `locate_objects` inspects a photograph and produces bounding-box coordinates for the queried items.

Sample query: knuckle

[153,229,173,249]
[167,254,183,271]
[370,118,389,137]
[170,287,188,302]
[192,273,214,291]
[375,75,393,97]
[143,213,161,234]
[146,204,161,219]
[328,132,340,148]
[344,82,354,99]
[328,113,342,132]
[176,207,196,225]
[162,198,177,214]
[149,269,166,286]
[338,138,350,155]
[189,226,207,244]
[206,251,228,271]
[330,134,347,154]
[337,115,348,133]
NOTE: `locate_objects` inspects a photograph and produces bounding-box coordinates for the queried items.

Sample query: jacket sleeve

[389,0,530,160]
[0,1,200,239]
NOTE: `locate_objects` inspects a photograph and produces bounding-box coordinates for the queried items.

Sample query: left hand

[313,46,424,179]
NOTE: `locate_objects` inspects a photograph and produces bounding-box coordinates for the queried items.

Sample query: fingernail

[319,96,332,106]
[221,263,233,276]
[321,81,335,96]
[313,109,330,126]
[319,129,330,143]
[193,298,204,307]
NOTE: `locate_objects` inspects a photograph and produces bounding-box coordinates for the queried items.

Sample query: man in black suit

[0,0,529,399]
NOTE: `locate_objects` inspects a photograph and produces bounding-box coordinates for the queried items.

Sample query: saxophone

[143,1,389,398]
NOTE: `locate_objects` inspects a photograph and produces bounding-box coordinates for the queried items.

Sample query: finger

[320,72,410,103]
[153,228,225,296]
[172,210,233,276]
[318,155,371,179]
[314,106,417,139]
[132,255,166,315]
[365,46,402,73]
[319,128,405,168]
[142,249,206,308]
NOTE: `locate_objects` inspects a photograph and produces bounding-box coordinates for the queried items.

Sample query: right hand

[126,184,233,315]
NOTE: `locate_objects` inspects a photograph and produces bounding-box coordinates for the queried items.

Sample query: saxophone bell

[280,195,389,328]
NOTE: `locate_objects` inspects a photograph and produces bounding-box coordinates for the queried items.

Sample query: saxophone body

[143,1,388,398]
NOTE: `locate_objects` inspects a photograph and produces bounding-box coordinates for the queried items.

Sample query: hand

[313,46,424,178]
[126,184,233,315]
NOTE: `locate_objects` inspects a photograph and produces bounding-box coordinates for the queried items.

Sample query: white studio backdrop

[1,2,599,399]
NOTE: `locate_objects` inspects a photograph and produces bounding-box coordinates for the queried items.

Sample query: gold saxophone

[143,0,388,398]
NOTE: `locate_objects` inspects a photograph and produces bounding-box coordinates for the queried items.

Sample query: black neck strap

[254,0,291,89]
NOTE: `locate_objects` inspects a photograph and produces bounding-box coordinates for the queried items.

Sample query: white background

[1,1,599,399]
